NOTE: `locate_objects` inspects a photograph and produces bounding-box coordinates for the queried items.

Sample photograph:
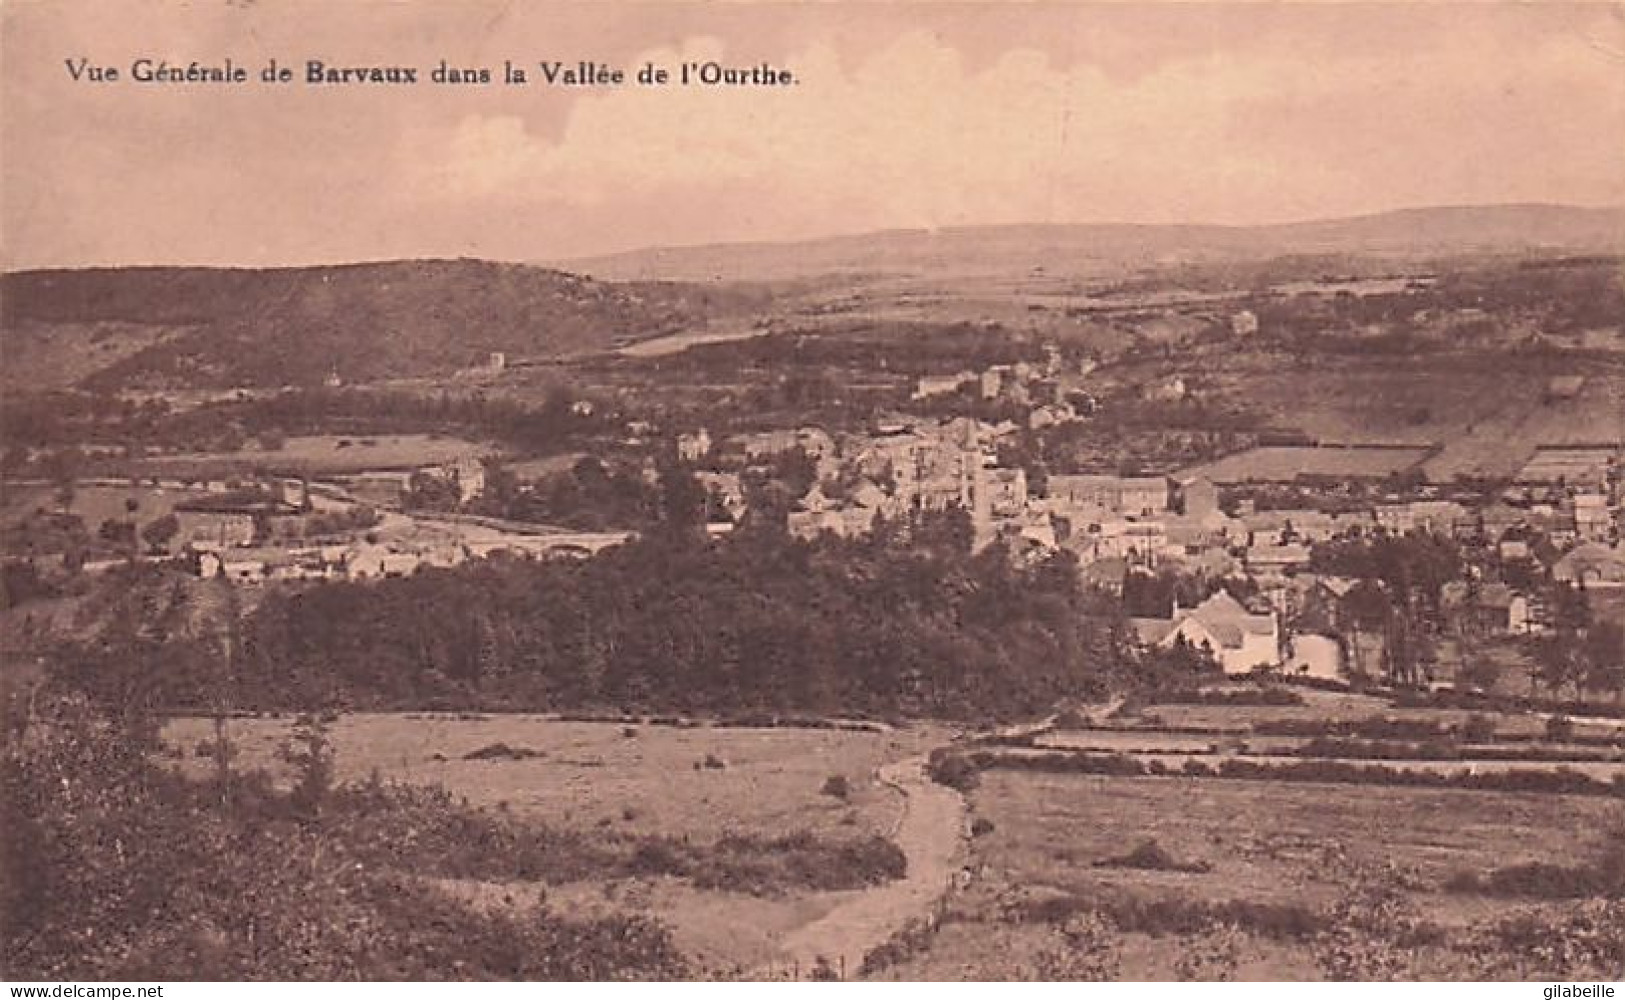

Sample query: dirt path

[764,753,967,979]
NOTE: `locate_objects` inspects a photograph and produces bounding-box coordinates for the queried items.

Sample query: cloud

[412,15,1625,241]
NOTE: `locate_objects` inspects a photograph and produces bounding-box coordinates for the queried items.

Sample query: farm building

[1545,375,1585,402]
[1553,543,1625,588]
[1047,474,1169,518]
[173,493,285,548]
[913,373,972,400]
[676,428,712,462]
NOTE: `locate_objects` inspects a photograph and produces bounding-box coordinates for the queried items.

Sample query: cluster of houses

[193,538,465,585]
[340,455,487,509]
[909,349,1100,428]
[675,416,1625,680]
[165,453,627,585]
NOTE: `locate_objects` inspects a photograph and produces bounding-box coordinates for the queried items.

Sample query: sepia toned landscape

[4,0,1625,984]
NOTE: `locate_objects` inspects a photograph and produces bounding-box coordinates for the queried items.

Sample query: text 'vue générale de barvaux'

[63,57,798,87]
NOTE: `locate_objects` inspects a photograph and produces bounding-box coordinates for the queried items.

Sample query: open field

[142,433,492,476]
[157,713,954,973]
[877,770,1624,980]
[969,773,1620,922]
[1181,445,1430,485]
[2,481,179,532]
[161,713,945,841]
[1189,361,1625,480]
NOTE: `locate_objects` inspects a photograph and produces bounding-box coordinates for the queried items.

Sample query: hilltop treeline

[3,260,767,389]
[60,519,1132,721]
[4,386,597,459]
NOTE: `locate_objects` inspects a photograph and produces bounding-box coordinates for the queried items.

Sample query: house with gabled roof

[1131,590,1281,675]
[1554,542,1625,588]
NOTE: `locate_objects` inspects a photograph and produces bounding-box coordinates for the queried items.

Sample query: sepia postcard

[2,0,1624,985]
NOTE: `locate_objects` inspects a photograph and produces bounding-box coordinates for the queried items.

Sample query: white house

[1133,590,1281,675]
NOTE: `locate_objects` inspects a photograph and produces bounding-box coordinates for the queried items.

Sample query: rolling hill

[1,259,760,390]
[559,204,1625,282]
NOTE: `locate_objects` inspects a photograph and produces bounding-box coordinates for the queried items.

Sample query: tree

[1458,657,1502,694]
[1533,632,1585,700]
[655,461,707,536]
[1341,580,1390,679]
[98,518,136,550]
[141,513,180,553]
[1583,621,1625,701]
[404,470,461,513]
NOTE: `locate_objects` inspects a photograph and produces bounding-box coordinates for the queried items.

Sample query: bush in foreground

[1,695,689,981]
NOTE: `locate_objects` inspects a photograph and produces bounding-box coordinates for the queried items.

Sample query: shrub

[1094,838,1211,874]
[1297,736,1460,761]
[1312,878,1431,981]
[1546,715,1576,742]
[1255,716,1451,740]
[279,713,334,819]
[1054,707,1093,729]
[2,694,690,981]
[1151,687,1304,708]
[859,917,938,977]
[462,742,544,761]
[970,816,996,838]
[687,832,906,896]
[821,774,851,800]
[1032,913,1121,982]
[1173,923,1245,981]
[927,751,981,792]
[969,748,1625,798]
[1449,819,1625,900]
[1464,900,1625,979]
[192,738,237,761]
[1459,713,1498,742]
[627,839,691,879]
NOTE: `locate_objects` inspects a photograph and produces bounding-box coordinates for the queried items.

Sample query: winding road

[765,754,968,979]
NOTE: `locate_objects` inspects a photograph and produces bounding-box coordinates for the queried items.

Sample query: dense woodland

[53,512,1133,721]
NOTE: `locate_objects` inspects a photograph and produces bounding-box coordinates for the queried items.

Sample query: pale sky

[3,0,1623,269]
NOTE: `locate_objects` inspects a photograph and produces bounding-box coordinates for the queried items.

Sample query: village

[666,351,1624,694]
[8,331,1620,702]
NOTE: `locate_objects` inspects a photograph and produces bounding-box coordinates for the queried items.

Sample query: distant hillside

[1,259,756,390]
[560,204,1625,282]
